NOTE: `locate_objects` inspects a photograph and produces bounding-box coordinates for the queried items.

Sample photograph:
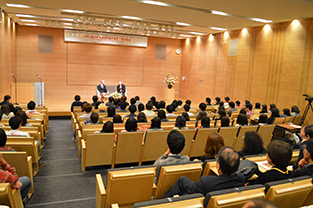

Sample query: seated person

[267,108,280,124]
[215,109,226,120]
[254,102,261,109]
[121,117,137,132]
[164,146,245,197]
[142,102,155,117]
[195,111,207,127]
[293,125,313,170]
[146,117,162,131]
[158,110,169,122]
[183,104,194,116]
[220,116,230,127]
[15,110,32,127]
[243,198,279,208]
[134,96,142,106]
[25,101,40,117]
[153,102,161,112]
[105,97,114,107]
[130,98,136,106]
[0,128,14,151]
[165,105,176,117]
[195,116,210,131]
[295,138,313,177]
[218,101,225,110]
[227,101,237,117]
[238,131,267,157]
[206,97,212,106]
[0,110,3,127]
[200,132,224,161]
[124,105,137,117]
[137,112,150,131]
[195,103,208,119]
[84,112,100,125]
[235,100,241,107]
[177,100,183,109]
[153,130,190,182]
[258,114,268,125]
[160,100,166,109]
[185,100,194,109]
[0,152,31,203]
[138,103,145,112]
[182,112,190,121]
[120,96,129,107]
[91,95,101,109]
[97,121,117,142]
[281,108,291,117]
[79,103,92,119]
[106,106,116,118]
[117,102,128,112]
[0,95,11,106]
[291,106,300,116]
[1,105,14,120]
[250,140,294,185]
[113,114,123,123]
[173,116,188,130]
[214,97,221,105]
[71,95,83,112]
[260,104,268,113]
[245,103,254,119]
[235,114,249,126]
[114,99,120,110]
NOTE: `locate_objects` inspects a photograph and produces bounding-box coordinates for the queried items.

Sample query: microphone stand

[11,74,18,105]
[37,75,43,107]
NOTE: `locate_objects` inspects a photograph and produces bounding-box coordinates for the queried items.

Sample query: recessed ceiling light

[25,24,38,26]
[16,14,37,18]
[60,18,74,22]
[62,9,84,14]
[20,19,38,22]
[63,23,72,26]
[190,32,204,35]
[176,22,190,26]
[141,0,169,6]
[211,27,227,31]
[64,27,72,29]
[211,10,228,16]
[251,18,272,23]
[122,16,141,20]
[6,3,30,8]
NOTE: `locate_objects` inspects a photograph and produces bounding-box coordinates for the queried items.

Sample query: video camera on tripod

[303,94,313,102]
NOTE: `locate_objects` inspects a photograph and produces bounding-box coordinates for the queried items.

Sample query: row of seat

[81,125,276,171]
[95,150,302,208]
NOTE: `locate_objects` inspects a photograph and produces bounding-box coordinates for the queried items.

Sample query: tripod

[300,99,313,126]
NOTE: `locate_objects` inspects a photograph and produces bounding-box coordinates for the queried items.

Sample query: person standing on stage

[116,80,126,96]
[97,80,108,101]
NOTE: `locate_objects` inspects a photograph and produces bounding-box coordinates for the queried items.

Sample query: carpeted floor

[26,119,108,208]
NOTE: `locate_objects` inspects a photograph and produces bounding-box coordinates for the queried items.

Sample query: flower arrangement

[164,73,178,88]
[109,92,122,97]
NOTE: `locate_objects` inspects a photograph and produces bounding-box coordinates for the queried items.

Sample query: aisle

[26,119,107,208]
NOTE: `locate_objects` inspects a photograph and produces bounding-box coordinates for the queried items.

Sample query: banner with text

[64,30,148,47]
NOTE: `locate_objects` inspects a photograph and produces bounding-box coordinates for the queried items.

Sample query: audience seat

[201,159,218,176]
[189,128,219,158]
[272,117,285,124]
[96,166,156,208]
[203,184,265,208]
[218,127,239,147]
[133,193,204,208]
[256,125,275,148]
[0,183,24,208]
[232,126,258,151]
[265,176,313,208]
[113,131,144,167]
[154,161,203,199]
[283,116,295,123]
[293,115,302,125]
[177,129,195,156]
[81,133,115,171]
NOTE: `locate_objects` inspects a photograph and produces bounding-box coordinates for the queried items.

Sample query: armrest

[96,174,106,208]
[81,139,86,149]
[111,204,119,208]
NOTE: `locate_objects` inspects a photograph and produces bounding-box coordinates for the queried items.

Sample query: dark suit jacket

[97,84,107,93]
[71,101,83,112]
[251,166,295,185]
[164,173,245,197]
[117,84,126,95]
[294,164,313,177]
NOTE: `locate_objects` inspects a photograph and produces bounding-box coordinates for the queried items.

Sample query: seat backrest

[265,176,312,208]
[114,131,144,166]
[204,185,265,208]
[141,130,170,163]
[284,116,295,123]
[202,159,218,176]
[233,126,258,151]
[0,183,23,208]
[272,117,285,124]
[155,162,203,199]
[189,128,219,158]
[105,166,156,208]
[178,129,195,156]
[229,111,239,120]
[6,137,38,163]
[256,125,275,148]
[133,193,204,208]
[85,133,115,166]
[218,127,239,147]
[293,115,302,125]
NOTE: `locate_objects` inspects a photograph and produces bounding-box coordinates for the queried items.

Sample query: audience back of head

[167,130,185,154]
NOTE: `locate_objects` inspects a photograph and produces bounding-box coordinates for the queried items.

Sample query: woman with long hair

[201,132,225,161]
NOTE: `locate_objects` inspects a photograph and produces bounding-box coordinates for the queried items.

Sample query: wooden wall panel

[15,25,182,111]
[179,18,313,124]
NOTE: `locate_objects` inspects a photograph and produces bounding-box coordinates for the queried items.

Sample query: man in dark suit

[97,80,108,101]
[164,146,245,197]
[0,95,11,106]
[116,80,126,96]
[295,138,313,176]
